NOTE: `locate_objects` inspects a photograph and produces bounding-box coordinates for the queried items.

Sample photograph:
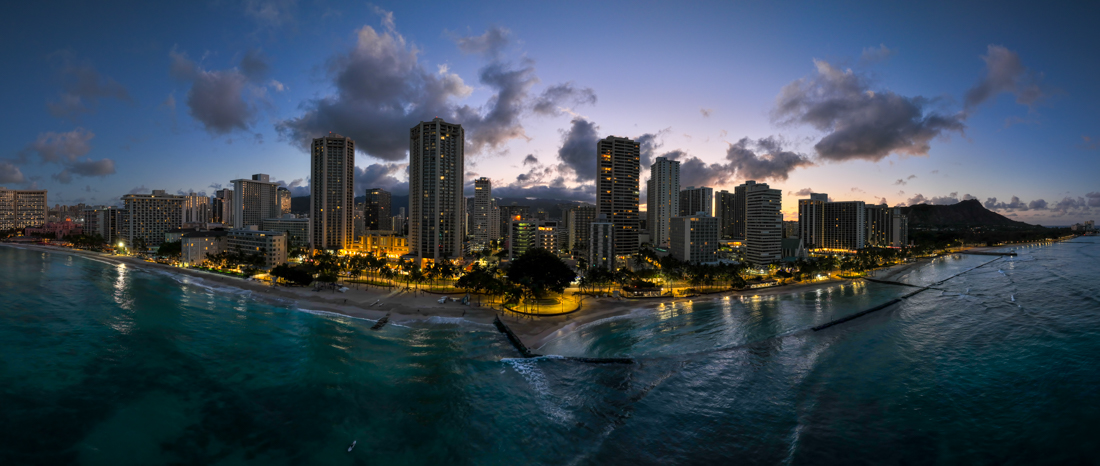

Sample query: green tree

[506,248,576,299]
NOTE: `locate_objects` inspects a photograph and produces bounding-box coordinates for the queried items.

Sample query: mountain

[901,199,1030,227]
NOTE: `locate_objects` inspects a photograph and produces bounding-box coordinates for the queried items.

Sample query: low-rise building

[358,231,409,259]
[262,216,311,250]
[25,221,83,239]
[227,228,287,269]
[182,231,228,266]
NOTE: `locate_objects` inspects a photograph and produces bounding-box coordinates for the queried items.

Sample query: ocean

[1,238,1099,465]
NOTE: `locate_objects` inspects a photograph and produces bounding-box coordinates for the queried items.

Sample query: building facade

[212,188,234,226]
[595,136,640,258]
[409,118,464,263]
[227,229,288,269]
[679,186,713,217]
[365,188,391,231]
[181,231,228,266]
[715,190,736,239]
[647,156,680,248]
[183,193,211,225]
[588,214,615,270]
[745,182,782,265]
[669,215,720,264]
[231,174,280,229]
[121,190,185,249]
[821,201,866,251]
[865,204,892,247]
[891,208,909,248]
[471,178,493,248]
[567,204,597,254]
[277,187,291,215]
[797,193,829,248]
[311,134,355,252]
[262,216,311,250]
[0,187,47,231]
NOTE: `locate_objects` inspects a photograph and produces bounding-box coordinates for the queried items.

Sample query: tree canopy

[506,248,575,297]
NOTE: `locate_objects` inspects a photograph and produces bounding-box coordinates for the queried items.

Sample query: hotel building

[311,134,356,252]
[647,157,680,248]
[409,118,465,263]
[595,136,640,259]
[0,187,47,231]
[669,214,720,263]
[227,228,288,269]
[121,190,185,248]
[679,186,713,217]
[231,174,281,229]
[365,188,391,231]
[745,182,782,265]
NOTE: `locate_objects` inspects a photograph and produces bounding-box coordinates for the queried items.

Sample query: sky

[1,0,1098,225]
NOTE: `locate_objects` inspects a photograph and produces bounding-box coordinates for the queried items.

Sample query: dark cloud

[532,82,597,116]
[209,182,223,190]
[985,196,1029,211]
[492,182,595,203]
[354,163,408,195]
[272,177,311,197]
[523,154,538,165]
[171,47,275,134]
[789,188,815,196]
[239,48,270,81]
[1028,199,1048,210]
[20,128,93,163]
[894,179,907,186]
[129,185,151,194]
[667,137,812,187]
[556,117,600,182]
[0,161,25,184]
[878,197,889,205]
[962,193,977,201]
[931,193,960,205]
[452,26,511,58]
[455,60,538,153]
[906,194,929,205]
[964,45,1047,113]
[52,158,116,184]
[47,51,132,118]
[1048,196,1092,216]
[859,44,896,64]
[774,59,965,163]
[635,130,671,169]
[1087,192,1100,207]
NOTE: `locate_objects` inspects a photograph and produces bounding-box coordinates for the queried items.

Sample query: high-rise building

[498,205,529,245]
[0,187,47,231]
[508,219,563,259]
[865,204,892,247]
[277,187,291,215]
[716,190,736,239]
[212,189,234,225]
[679,186,713,217]
[365,188,391,231]
[588,214,615,269]
[891,208,909,248]
[82,206,124,243]
[720,183,753,240]
[121,190,185,249]
[409,118,464,263]
[745,182,782,265]
[669,214,720,264]
[472,177,492,248]
[231,174,280,229]
[183,192,211,224]
[567,204,597,254]
[822,201,866,250]
[311,134,355,252]
[647,157,680,248]
[797,193,829,248]
[596,136,640,258]
[488,199,500,244]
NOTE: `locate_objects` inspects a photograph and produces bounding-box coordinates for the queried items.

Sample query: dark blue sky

[1,0,1097,224]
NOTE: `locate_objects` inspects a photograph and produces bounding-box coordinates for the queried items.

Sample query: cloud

[532,82,597,116]
[47,51,132,118]
[20,128,94,162]
[964,45,1047,113]
[128,185,151,194]
[985,196,1029,211]
[700,108,713,118]
[0,161,25,184]
[774,59,965,163]
[962,193,977,201]
[169,48,264,134]
[455,60,539,153]
[239,48,270,81]
[555,117,600,182]
[931,193,960,205]
[451,26,511,58]
[1087,192,1100,207]
[894,179,906,186]
[52,158,116,184]
[522,154,538,165]
[907,194,929,205]
[789,188,815,196]
[492,182,596,202]
[908,174,917,180]
[851,187,864,193]
[878,197,889,205]
[354,163,408,195]
[860,44,896,64]
[242,0,298,28]
[671,137,812,187]
[1028,199,1048,210]
[209,182,223,190]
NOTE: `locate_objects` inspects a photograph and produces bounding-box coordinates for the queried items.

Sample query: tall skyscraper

[212,188,234,225]
[891,208,909,248]
[122,190,185,248]
[365,188,391,231]
[679,186,713,217]
[822,201,866,250]
[745,181,782,265]
[409,118,464,263]
[720,183,752,240]
[231,174,280,229]
[798,192,829,248]
[277,187,291,215]
[596,136,640,259]
[311,134,355,252]
[0,187,47,230]
[182,192,211,224]
[647,157,680,247]
[472,177,492,248]
[716,190,735,239]
[865,204,892,247]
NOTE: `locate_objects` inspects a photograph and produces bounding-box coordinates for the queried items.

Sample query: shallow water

[2,239,1099,464]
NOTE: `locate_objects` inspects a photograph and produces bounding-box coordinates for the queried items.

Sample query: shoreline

[10,240,1056,350]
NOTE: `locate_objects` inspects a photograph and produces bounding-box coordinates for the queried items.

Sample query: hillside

[901,199,1030,227]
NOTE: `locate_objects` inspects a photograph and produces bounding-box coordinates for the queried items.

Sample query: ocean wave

[502,357,574,424]
[294,307,379,324]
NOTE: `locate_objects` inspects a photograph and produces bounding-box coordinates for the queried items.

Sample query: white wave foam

[294,307,379,324]
[422,316,496,328]
[502,358,574,424]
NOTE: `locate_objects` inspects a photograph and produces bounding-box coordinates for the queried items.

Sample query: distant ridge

[901,199,1030,227]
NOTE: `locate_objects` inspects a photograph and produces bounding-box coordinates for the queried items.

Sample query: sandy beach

[3,242,940,350]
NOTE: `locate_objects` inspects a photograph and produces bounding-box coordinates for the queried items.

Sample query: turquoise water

[2,239,1100,464]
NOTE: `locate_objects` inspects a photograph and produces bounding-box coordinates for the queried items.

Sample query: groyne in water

[494,316,635,364]
[958,251,1017,256]
[370,313,390,331]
